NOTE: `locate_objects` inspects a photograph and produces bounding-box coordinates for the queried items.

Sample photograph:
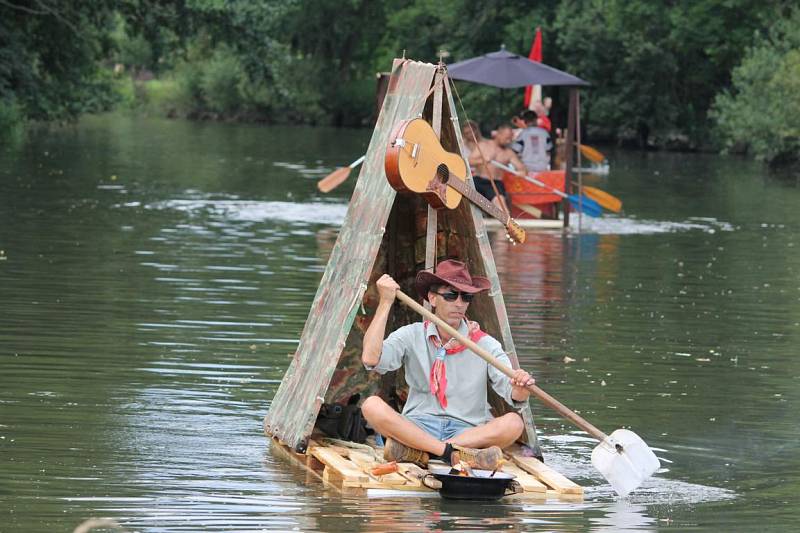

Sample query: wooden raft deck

[270,437,583,500]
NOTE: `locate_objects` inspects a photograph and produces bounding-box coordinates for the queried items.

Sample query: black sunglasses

[436,290,475,303]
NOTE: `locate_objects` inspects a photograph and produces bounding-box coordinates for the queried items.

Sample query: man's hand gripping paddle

[395,289,660,497]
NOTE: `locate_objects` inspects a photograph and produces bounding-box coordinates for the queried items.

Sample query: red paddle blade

[317,166,351,193]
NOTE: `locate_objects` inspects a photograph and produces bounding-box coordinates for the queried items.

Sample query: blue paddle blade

[568,194,603,217]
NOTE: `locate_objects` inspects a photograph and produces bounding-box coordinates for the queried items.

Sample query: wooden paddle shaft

[396,290,609,443]
[349,155,366,168]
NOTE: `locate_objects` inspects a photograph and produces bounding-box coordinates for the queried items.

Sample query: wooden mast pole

[425,62,445,305]
[563,88,578,228]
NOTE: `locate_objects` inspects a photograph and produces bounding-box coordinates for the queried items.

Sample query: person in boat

[510,114,527,140]
[512,100,552,139]
[533,100,553,133]
[360,259,535,470]
[511,109,552,173]
[461,121,525,213]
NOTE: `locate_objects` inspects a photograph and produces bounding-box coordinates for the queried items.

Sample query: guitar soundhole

[436,163,450,184]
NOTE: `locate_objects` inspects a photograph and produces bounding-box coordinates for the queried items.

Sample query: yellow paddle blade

[317,166,351,193]
[579,144,606,164]
[583,186,622,213]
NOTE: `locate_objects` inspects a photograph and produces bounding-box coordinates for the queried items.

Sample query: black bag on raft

[315,394,369,444]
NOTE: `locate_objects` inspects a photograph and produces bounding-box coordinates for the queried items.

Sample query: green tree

[553,0,786,147]
[711,8,800,165]
[2,0,798,151]
[0,0,119,122]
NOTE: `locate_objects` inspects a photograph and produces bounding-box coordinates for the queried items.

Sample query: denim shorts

[407,414,474,441]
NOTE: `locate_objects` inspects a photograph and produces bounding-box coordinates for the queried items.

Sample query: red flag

[523,27,543,109]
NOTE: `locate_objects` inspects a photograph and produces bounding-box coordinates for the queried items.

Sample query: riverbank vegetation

[711,8,800,167]
[1,1,798,166]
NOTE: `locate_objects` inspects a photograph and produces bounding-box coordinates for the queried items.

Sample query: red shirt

[537,115,552,132]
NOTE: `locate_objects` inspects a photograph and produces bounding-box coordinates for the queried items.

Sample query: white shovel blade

[591,429,660,497]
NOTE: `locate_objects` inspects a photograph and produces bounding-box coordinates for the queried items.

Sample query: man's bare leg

[361,396,446,456]
[450,412,524,449]
[364,397,524,452]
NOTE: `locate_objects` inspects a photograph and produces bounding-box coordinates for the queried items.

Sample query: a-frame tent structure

[264,58,540,454]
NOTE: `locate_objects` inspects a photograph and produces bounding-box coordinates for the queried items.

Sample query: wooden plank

[347,451,376,466]
[500,462,547,493]
[553,490,585,502]
[483,218,563,230]
[511,455,583,495]
[368,472,409,487]
[304,439,328,470]
[424,69,444,304]
[270,438,321,478]
[358,480,432,491]
[322,465,343,484]
[347,452,408,486]
[326,445,354,458]
[269,438,337,493]
[395,463,429,489]
[563,88,578,228]
[311,447,370,487]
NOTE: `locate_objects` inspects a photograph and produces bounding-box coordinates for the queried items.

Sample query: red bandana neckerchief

[425,319,486,408]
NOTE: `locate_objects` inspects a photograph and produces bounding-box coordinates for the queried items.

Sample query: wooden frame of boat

[264,57,582,500]
[271,437,583,500]
[484,216,564,230]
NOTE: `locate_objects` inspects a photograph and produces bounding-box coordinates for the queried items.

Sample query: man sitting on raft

[461,121,526,214]
[360,260,535,469]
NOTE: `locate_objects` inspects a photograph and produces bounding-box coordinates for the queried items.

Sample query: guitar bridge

[394,137,420,165]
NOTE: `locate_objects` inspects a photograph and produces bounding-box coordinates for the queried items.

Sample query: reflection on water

[1,114,799,531]
[588,501,656,532]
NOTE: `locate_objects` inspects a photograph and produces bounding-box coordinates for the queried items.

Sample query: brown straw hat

[415,259,491,299]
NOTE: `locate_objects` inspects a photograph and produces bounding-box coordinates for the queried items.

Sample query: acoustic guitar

[384,118,525,244]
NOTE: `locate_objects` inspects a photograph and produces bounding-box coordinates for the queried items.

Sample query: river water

[1,114,798,532]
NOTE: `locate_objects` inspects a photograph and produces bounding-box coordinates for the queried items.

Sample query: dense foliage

[711,8,800,165]
[1,0,798,161]
[0,0,119,135]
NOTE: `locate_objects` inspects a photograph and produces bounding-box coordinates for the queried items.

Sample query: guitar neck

[448,177,510,225]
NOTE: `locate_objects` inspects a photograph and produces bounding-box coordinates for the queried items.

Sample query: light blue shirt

[512,126,552,172]
[366,320,525,426]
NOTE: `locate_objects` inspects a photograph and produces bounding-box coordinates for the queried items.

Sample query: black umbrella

[448,47,589,88]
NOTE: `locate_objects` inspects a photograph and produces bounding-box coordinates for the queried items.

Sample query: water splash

[146,199,348,225]
[273,161,331,177]
[539,433,736,506]
[575,216,735,235]
[144,199,738,236]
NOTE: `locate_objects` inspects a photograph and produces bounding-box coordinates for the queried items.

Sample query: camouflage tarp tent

[264,58,539,453]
